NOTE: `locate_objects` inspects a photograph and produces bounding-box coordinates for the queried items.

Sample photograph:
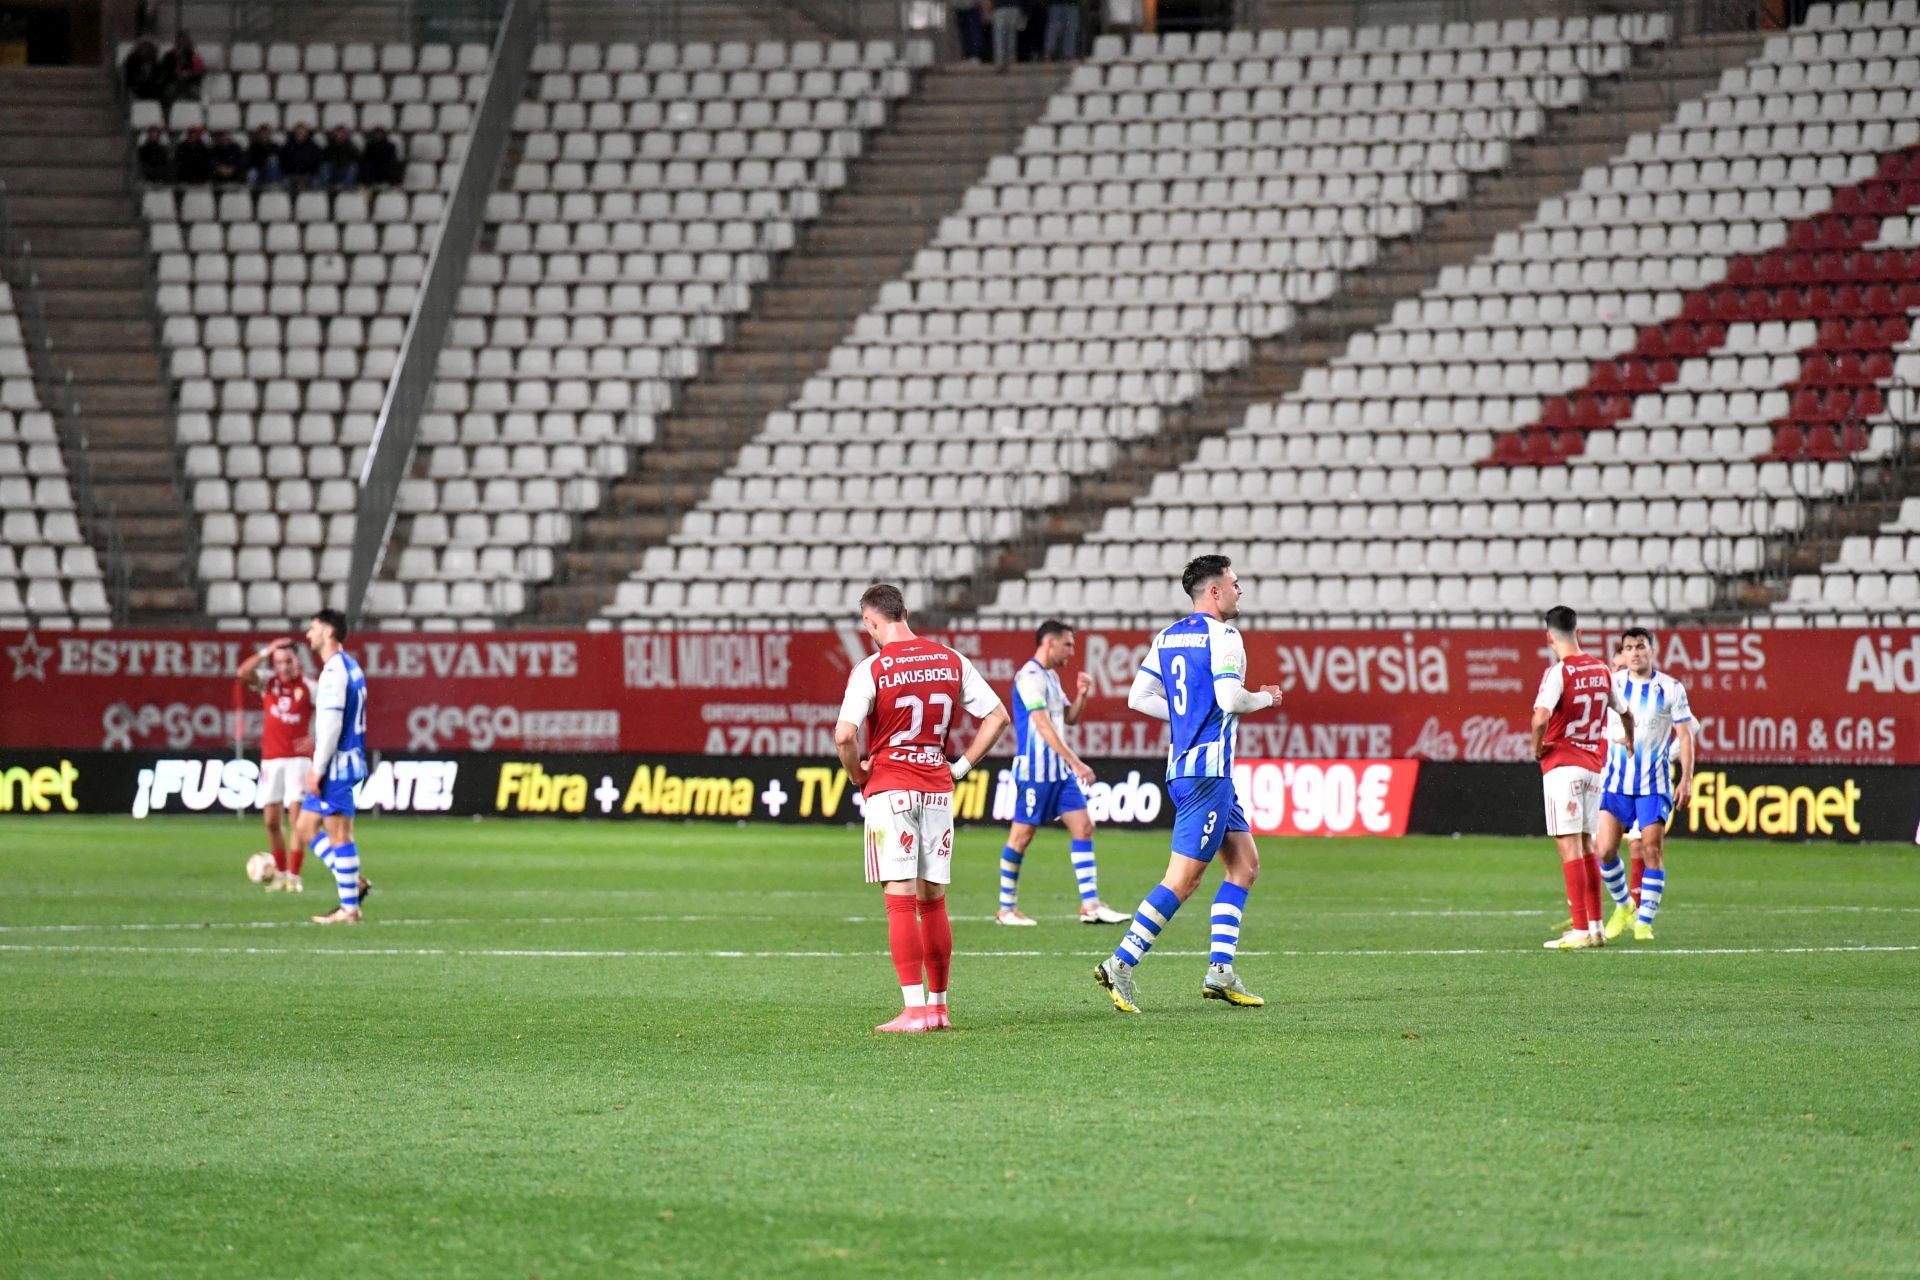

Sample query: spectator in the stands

[360,126,403,187]
[209,130,246,184]
[1042,0,1083,59]
[951,0,988,63]
[171,124,213,184]
[279,123,324,190]
[157,31,205,105]
[317,124,362,189]
[136,126,172,182]
[123,39,163,101]
[245,124,281,189]
[988,0,1025,69]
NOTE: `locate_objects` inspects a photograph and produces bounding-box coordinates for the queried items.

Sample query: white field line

[0,943,1914,961]
[2,904,1919,935]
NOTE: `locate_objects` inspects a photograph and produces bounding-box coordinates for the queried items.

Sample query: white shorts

[259,757,307,810]
[1542,765,1601,838]
[863,789,955,885]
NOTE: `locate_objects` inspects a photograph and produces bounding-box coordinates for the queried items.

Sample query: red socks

[271,846,288,873]
[1585,855,1605,927]
[918,896,952,995]
[288,841,304,875]
[1561,860,1589,930]
[1629,854,1645,902]
[884,895,924,990]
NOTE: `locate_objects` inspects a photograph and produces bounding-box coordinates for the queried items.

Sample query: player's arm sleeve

[1210,627,1248,681]
[1670,682,1695,725]
[1127,667,1170,721]
[1214,676,1274,714]
[958,655,1003,718]
[835,661,876,730]
[1532,663,1564,711]
[310,664,345,774]
[1012,667,1049,711]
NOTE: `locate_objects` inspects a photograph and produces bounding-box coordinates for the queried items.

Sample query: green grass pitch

[4,816,1918,1278]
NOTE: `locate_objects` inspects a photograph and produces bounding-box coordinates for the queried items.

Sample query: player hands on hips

[237,636,315,892]
[996,619,1130,927]
[835,584,1010,1034]
[292,609,373,925]
[1531,605,1633,952]
[1093,555,1282,1014]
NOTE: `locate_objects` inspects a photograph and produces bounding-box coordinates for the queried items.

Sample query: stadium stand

[128,40,489,629]
[369,38,931,629]
[978,3,1920,631]
[594,15,1671,627]
[0,280,112,627]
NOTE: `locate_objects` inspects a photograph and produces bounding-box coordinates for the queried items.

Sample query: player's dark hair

[1621,626,1654,646]
[1035,619,1072,646]
[1182,554,1232,599]
[311,608,349,642]
[1543,605,1578,637]
[859,583,907,622]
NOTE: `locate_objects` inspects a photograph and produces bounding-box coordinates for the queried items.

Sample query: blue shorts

[305,774,361,820]
[1012,777,1088,826]
[1600,790,1671,831]
[1168,775,1249,864]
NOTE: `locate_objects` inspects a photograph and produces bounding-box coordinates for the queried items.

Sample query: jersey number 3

[1169,655,1189,716]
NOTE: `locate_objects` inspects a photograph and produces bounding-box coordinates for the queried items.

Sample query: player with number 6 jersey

[1532,605,1633,951]
[835,583,1008,1035]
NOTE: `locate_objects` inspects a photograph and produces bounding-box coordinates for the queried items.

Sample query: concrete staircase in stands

[527,60,1070,621]
[927,30,1772,623]
[0,65,198,624]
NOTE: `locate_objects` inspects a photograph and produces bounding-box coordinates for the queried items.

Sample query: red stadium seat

[1763,425,1805,461]
[1803,425,1845,460]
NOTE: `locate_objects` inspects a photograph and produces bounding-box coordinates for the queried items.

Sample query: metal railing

[139,0,911,46]
[0,180,132,625]
[347,0,541,627]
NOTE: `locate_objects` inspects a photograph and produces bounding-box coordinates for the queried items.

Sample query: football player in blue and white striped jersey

[995,621,1131,927]
[1093,555,1283,1014]
[1595,627,1696,942]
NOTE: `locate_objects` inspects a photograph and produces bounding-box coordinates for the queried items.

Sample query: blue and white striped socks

[1209,882,1248,966]
[309,832,333,874]
[1070,839,1098,907]
[1636,867,1665,927]
[1599,855,1632,908]
[331,841,360,910]
[1114,885,1180,966]
[998,845,1023,912]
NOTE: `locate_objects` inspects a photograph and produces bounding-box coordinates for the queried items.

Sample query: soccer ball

[246,853,277,884]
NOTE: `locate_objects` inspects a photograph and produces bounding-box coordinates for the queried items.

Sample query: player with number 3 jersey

[1094,554,1284,1015]
[835,583,1008,1035]
[1532,605,1633,951]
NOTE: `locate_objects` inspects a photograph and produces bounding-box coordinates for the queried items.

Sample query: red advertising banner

[1232,759,1420,836]
[2,627,1916,765]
